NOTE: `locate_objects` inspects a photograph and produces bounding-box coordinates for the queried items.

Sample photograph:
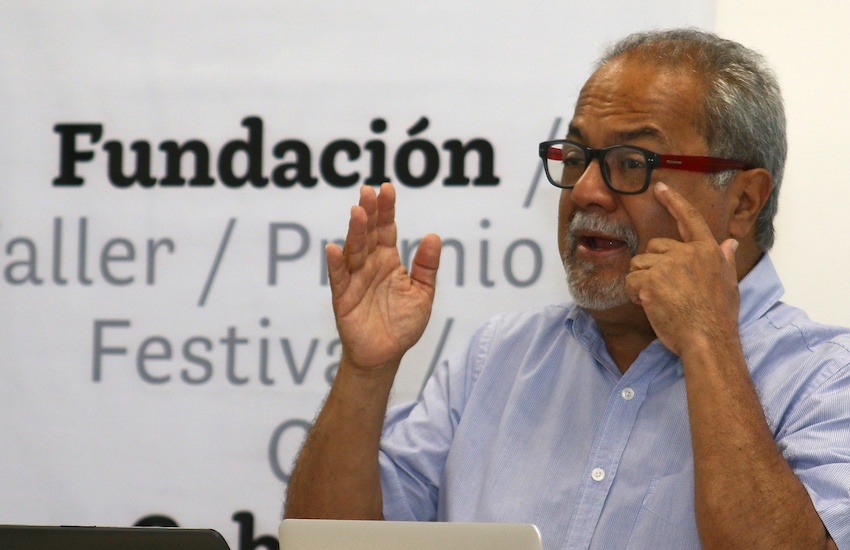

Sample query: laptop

[0,525,231,549]
[279,519,543,550]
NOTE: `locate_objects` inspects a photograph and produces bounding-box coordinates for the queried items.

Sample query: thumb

[409,233,442,290]
[720,238,739,265]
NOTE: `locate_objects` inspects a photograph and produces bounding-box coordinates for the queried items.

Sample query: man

[285,29,850,549]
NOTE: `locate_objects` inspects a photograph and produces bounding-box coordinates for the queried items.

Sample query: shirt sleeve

[379,319,493,521]
[777,352,850,548]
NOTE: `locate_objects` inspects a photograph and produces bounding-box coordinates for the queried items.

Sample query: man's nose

[569,160,618,212]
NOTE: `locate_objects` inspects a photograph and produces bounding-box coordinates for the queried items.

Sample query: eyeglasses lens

[546,142,649,193]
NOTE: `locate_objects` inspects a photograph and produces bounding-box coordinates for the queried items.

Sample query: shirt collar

[737,253,784,328]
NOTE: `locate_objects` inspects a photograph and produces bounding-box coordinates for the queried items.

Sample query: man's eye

[621,157,646,170]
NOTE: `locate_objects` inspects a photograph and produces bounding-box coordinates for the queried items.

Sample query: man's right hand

[326,182,442,372]
[284,183,441,520]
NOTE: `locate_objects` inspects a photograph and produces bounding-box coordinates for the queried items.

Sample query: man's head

[599,29,786,250]
[558,28,785,312]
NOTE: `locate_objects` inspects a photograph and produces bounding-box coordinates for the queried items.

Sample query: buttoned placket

[562,341,673,549]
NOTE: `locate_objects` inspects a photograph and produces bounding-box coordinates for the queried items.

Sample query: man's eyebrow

[614,127,664,143]
[565,125,666,145]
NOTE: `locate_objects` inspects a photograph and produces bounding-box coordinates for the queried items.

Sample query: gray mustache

[568,211,639,256]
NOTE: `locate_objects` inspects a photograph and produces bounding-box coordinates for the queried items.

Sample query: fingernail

[655,182,669,192]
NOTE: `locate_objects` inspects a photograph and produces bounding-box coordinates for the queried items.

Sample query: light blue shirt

[379,255,850,549]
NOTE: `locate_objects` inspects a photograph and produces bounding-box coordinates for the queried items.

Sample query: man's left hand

[625,181,741,356]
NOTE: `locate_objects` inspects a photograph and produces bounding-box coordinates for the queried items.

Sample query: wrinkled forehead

[573,55,708,144]
[582,52,706,102]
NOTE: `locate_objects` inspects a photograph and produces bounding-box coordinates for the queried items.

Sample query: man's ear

[728,168,773,241]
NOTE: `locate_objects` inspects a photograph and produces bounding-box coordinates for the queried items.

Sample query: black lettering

[364,118,388,185]
[53,123,103,186]
[219,116,269,188]
[232,511,279,550]
[52,117,501,190]
[104,140,157,187]
[395,117,438,187]
[271,139,317,187]
[442,138,500,185]
[134,515,180,528]
[320,139,360,187]
[159,140,214,186]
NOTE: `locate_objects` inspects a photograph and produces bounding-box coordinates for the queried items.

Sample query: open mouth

[579,235,628,252]
[567,211,639,259]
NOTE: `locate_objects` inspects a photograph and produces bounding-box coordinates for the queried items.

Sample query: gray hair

[598,28,786,250]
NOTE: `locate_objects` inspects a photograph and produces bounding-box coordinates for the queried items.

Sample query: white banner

[0,2,712,548]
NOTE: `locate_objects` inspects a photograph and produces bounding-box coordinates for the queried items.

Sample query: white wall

[717,1,850,326]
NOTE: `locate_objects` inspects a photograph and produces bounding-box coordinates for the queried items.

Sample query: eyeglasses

[538,139,754,195]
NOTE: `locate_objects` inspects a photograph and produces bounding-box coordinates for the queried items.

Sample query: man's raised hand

[325,183,442,372]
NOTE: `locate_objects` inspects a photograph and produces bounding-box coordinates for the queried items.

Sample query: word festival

[53,116,501,189]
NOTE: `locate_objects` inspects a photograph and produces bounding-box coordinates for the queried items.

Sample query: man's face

[559,56,734,312]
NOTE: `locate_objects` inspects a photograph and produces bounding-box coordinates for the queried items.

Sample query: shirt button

[621,387,635,400]
[591,468,605,482]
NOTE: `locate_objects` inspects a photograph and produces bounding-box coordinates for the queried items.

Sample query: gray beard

[563,211,639,311]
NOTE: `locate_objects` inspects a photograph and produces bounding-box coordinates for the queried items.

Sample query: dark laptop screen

[0,525,231,550]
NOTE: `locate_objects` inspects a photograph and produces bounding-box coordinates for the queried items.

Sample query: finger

[409,233,442,291]
[376,182,398,248]
[654,181,715,243]
[625,269,649,306]
[359,185,379,253]
[629,252,661,272]
[325,242,349,297]
[720,237,739,265]
[644,237,684,254]
[342,204,370,271]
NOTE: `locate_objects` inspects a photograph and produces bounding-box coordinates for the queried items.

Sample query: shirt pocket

[626,470,700,549]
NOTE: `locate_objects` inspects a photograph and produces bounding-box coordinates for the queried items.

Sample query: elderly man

[285,29,850,549]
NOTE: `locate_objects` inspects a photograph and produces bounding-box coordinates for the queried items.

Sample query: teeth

[585,237,619,250]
